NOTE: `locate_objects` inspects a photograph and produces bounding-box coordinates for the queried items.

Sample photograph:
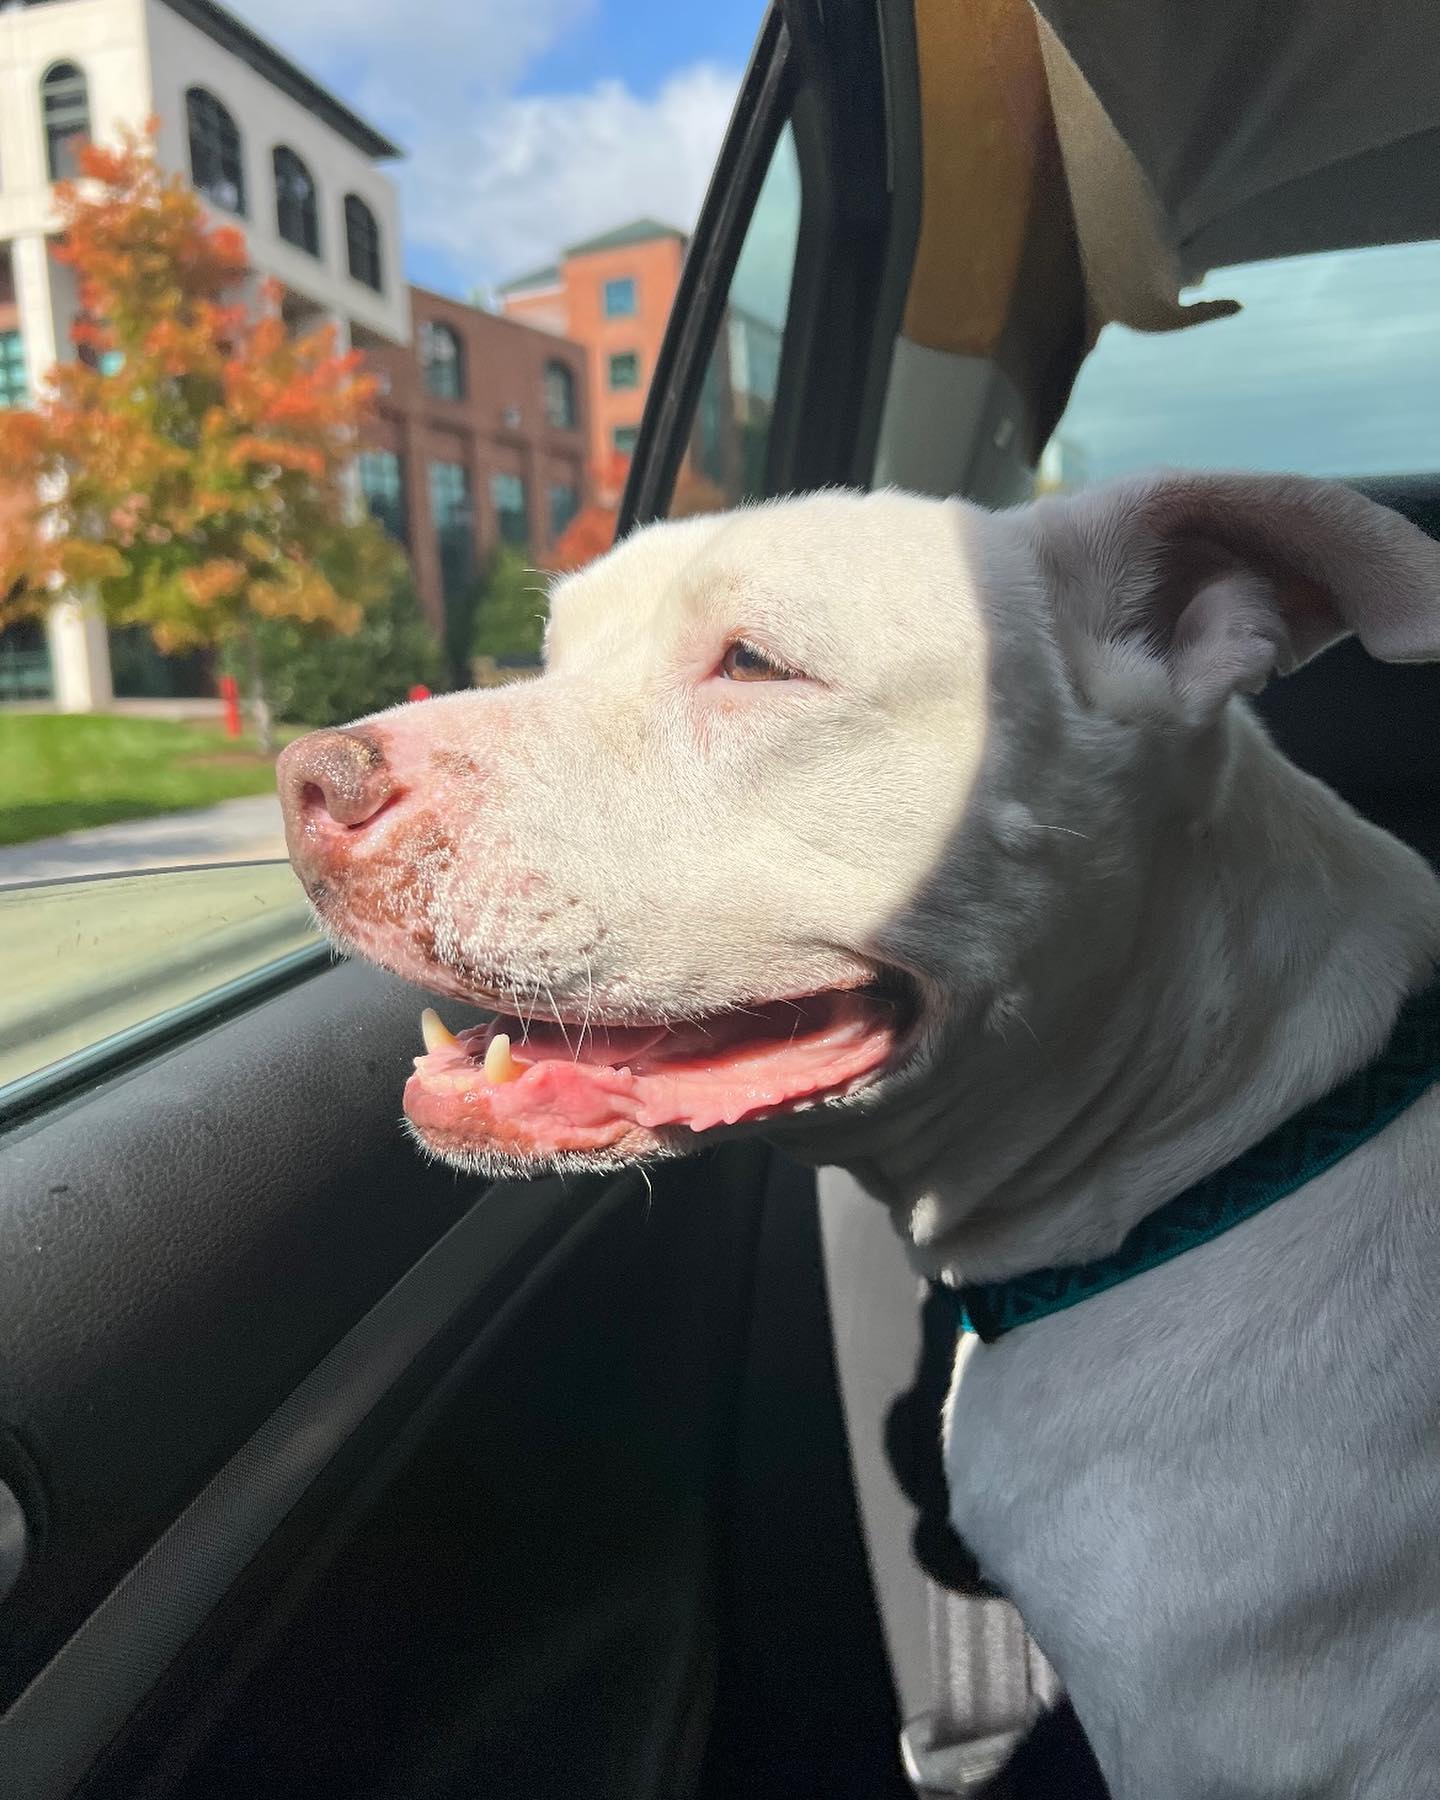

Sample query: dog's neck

[785,708,1440,1285]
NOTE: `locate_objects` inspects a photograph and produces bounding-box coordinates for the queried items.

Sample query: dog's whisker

[580,951,596,1054]
[517,979,539,1046]
[544,984,577,1060]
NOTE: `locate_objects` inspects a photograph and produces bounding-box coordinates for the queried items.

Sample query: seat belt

[815,1168,1060,1798]
[900,1584,1060,1797]
[899,1300,1061,1796]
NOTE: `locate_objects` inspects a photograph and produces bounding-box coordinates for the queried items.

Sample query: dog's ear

[1029,471,1440,725]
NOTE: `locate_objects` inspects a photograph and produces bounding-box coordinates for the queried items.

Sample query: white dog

[278,472,1440,1799]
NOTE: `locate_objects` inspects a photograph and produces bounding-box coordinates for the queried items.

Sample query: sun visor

[897,0,1231,462]
[1031,9,1239,335]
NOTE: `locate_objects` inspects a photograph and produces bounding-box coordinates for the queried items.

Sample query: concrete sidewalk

[0,792,288,887]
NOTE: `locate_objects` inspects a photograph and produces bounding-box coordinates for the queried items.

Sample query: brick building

[0,0,409,706]
[359,288,589,639]
[497,218,686,481]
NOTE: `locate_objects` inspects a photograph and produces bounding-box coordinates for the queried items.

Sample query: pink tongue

[539,1019,886,1132]
[408,991,896,1151]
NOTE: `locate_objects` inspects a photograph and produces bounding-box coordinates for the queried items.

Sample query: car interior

[3,1,1438,1796]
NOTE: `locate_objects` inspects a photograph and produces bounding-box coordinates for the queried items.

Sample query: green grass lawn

[0,713,293,847]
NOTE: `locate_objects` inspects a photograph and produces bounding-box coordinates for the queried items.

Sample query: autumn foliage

[0,126,400,696]
[543,450,730,575]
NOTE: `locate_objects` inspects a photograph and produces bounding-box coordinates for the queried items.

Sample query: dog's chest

[940,1128,1440,1799]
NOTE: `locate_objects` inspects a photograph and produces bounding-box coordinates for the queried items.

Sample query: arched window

[345,194,383,292]
[419,321,464,400]
[41,62,89,182]
[186,87,246,215]
[272,145,319,256]
[543,360,576,429]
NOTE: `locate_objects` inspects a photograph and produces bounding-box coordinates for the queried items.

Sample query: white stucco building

[0,0,409,708]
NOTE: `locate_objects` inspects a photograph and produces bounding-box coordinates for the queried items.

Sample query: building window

[76,325,124,376]
[359,450,406,543]
[429,460,474,600]
[612,424,639,455]
[608,351,640,390]
[419,321,464,400]
[491,472,528,547]
[0,331,27,409]
[273,146,320,256]
[345,195,383,292]
[603,276,637,318]
[186,88,246,215]
[549,482,579,540]
[543,360,576,429]
[42,62,89,182]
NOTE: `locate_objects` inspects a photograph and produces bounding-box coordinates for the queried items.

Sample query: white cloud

[402,65,739,287]
[237,0,594,104]
[231,0,740,292]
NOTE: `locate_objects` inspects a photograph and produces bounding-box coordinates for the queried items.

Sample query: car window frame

[620,0,920,532]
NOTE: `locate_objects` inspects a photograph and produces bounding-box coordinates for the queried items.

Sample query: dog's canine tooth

[420,1007,458,1053]
[483,1032,526,1083]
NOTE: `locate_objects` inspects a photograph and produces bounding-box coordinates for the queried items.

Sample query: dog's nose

[277,727,398,834]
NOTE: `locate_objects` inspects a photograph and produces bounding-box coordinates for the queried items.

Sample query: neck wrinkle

[797,714,1440,1286]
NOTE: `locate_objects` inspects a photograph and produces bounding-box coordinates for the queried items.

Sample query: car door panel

[2,962,483,1710]
[138,1139,777,1800]
[1,956,781,1798]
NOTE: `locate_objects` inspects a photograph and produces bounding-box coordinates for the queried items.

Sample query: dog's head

[277,475,1440,1179]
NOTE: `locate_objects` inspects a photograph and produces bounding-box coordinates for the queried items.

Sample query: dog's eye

[720,640,795,682]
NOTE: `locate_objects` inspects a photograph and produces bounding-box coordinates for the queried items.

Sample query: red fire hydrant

[219,673,242,739]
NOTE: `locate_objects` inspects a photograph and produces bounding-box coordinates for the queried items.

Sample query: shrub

[226,575,444,726]
[471,545,548,666]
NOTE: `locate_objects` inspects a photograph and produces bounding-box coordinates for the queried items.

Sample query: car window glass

[671,123,801,518]
[0,1,766,1102]
[0,864,318,1096]
[1050,241,1440,487]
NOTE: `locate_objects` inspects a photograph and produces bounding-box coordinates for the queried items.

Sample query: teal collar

[956,973,1440,1344]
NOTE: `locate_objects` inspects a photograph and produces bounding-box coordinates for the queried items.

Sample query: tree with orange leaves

[543,451,730,576]
[0,125,400,745]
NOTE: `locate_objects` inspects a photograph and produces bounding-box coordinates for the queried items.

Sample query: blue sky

[1061,240,1440,484]
[233,0,762,297]
[521,5,759,106]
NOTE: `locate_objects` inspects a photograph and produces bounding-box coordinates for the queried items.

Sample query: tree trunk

[240,630,274,755]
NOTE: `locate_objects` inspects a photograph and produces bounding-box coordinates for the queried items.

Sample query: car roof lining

[898,0,1440,459]
[1038,0,1440,279]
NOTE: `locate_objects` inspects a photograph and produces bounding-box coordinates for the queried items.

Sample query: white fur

[303,473,1440,1796]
